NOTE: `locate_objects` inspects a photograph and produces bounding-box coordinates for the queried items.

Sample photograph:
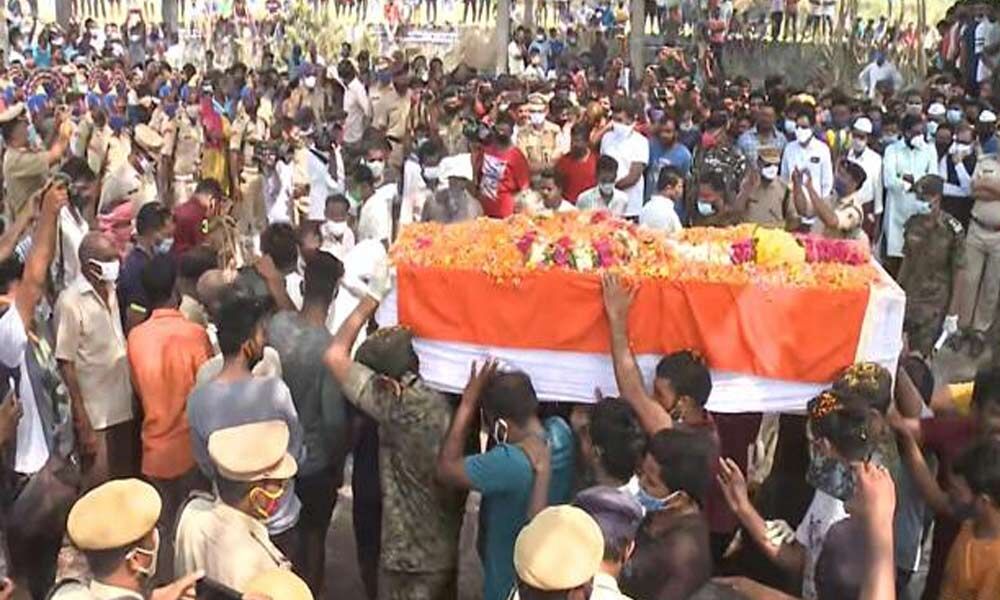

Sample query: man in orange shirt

[127,253,213,581]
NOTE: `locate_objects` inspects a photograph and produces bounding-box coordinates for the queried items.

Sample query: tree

[629,0,645,86]
[497,0,511,73]
[55,0,71,28]
[162,0,180,35]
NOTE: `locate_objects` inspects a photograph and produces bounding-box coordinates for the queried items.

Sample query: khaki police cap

[208,420,298,482]
[245,569,313,600]
[513,505,604,591]
[66,479,161,551]
[133,124,164,155]
[526,92,549,109]
[758,146,781,165]
[0,103,26,125]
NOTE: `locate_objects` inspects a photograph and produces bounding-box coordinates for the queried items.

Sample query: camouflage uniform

[342,362,464,600]
[898,211,965,356]
[689,143,747,221]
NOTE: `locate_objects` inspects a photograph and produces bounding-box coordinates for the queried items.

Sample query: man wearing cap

[977,110,999,155]
[324,263,465,599]
[244,569,313,600]
[229,95,270,250]
[51,479,203,600]
[422,154,483,224]
[161,93,205,207]
[574,487,644,600]
[846,116,884,241]
[509,505,605,600]
[372,69,412,174]
[175,420,295,590]
[99,124,162,215]
[517,94,562,173]
[733,146,798,229]
[0,102,72,225]
[793,158,869,243]
[897,175,964,356]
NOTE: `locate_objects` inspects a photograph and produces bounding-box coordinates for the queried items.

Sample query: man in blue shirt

[118,202,174,333]
[528,29,551,71]
[736,105,786,165]
[647,117,693,219]
[437,363,575,600]
[978,110,999,155]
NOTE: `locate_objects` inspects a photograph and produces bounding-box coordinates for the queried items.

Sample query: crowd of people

[0,0,999,600]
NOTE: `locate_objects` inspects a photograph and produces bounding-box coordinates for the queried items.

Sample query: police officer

[898,175,964,356]
[734,146,799,230]
[517,93,562,173]
[100,124,163,214]
[174,420,295,592]
[229,95,269,247]
[49,479,203,600]
[161,94,205,207]
[0,103,72,225]
[957,148,1000,353]
[245,569,314,600]
[509,505,605,600]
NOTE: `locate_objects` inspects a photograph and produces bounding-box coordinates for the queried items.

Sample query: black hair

[589,398,646,482]
[216,477,254,505]
[657,167,683,192]
[840,161,868,188]
[973,365,1000,411]
[417,138,443,163]
[338,59,356,81]
[303,252,344,304]
[260,223,298,272]
[646,429,713,506]
[352,164,375,187]
[655,351,712,407]
[194,178,224,198]
[60,156,98,183]
[538,167,561,188]
[141,254,178,308]
[326,194,351,210]
[954,438,1000,505]
[135,202,171,237]
[84,545,136,579]
[482,371,539,427]
[215,287,269,357]
[597,154,619,176]
[807,391,875,461]
[0,256,24,294]
[570,122,591,138]
[178,247,218,282]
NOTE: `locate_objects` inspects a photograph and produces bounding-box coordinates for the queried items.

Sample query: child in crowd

[536,169,576,214]
[640,166,684,232]
[577,155,629,216]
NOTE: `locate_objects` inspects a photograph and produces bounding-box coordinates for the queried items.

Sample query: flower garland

[391,212,878,289]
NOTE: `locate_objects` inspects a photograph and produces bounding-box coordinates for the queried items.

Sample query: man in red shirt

[554,123,598,203]
[172,178,223,256]
[478,113,531,218]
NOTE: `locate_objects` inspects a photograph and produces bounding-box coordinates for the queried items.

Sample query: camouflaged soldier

[324,274,464,600]
[898,175,965,357]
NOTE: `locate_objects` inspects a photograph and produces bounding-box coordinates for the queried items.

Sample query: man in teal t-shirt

[436,363,576,600]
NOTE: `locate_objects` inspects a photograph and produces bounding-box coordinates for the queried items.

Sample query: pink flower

[416,237,433,249]
[590,211,611,225]
[552,244,570,266]
[516,231,537,256]
[557,235,573,249]
[730,239,753,264]
[593,238,617,267]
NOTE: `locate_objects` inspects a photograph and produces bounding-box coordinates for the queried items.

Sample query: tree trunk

[0,3,7,66]
[496,0,511,73]
[524,0,535,29]
[629,0,645,89]
[163,0,181,35]
[54,0,71,28]
[917,0,926,75]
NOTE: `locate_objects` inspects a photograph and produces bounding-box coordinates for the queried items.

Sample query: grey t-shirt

[267,311,348,476]
[186,376,305,535]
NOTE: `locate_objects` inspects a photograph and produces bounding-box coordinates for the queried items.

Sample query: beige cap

[758,146,781,165]
[0,103,26,125]
[208,420,298,482]
[245,569,313,600]
[67,479,161,551]
[513,505,604,591]
[133,123,164,154]
[526,92,549,109]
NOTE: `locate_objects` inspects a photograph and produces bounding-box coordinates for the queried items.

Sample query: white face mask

[321,220,350,241]
[127,529,159,579]
[367,160,385,180]
[851,138,867,153]
[612,121,632,136]
[304,76,317,89]
[529,112,546,126]
[598,182,615,196]
[155,237,174,254]
[89,259,120,283]
[909,135,925,149]
[951,142,973,156]
[186,105,200,119]
[422,166,440,181]
[795,126,813,144]
[760,165,779,179]
[697,200,716,216]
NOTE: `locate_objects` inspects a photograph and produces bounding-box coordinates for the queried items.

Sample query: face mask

[851,138,867,154]
[951,142,973,156]
[926,121,939,137]
[529,112,546,126]
[947,109,964,124]
[186,105,200,120]
[612,121,631,136]
[322,220,349,240]
[598,182,616,196]
[908,135,925,149]
[805,450,857,502]
[795,126,813,144]
[882,133,899,145]
[89,259,120,283]
[906,103,923,114]
[422,166,439,181]
[491,418,509,445]
[761,165,779,179]
[304,76,317,89]
[155,237,174,254]
[367,160,385,180]
[249,485,284,520]
[697,200,716,216]
[635,487,681,513]
[784,119,796,134]
[126,529,159,579]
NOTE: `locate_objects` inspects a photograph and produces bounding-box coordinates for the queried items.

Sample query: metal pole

[496,0,511,74]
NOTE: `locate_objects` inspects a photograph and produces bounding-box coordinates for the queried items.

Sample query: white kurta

[882,141,938,258]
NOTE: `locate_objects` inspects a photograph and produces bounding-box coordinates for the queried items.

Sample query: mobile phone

[195,577,242,600]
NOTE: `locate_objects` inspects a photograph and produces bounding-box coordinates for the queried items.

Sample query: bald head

[196,269,236,316]
[78,232,117,266]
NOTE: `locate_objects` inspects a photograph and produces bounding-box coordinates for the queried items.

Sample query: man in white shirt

[339,60,372,156]
[640,166,683,232]
[355,165,395,248]
[305,129,345,222]
[56,157,99,291]
[883,114,938,262]
[600,97,649,218]
[857,52,904,99]
[846,117,884,237]
[780,112,833,219]
[578,155,630,216]
[400,139,444,226]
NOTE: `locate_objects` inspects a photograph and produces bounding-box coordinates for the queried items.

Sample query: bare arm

[436,361,498,490]
[853,463,898,600]
[57,358,97,460]
[0,205,34,265]
[601,273,672,434]
[520,433,551,519]
[324,296,379,385]
[804,176,841,230]
[892,424,953,516]
[894,362,926,419]
[254,255,295,312]
[617,161,646,189]
[13,183,66,326]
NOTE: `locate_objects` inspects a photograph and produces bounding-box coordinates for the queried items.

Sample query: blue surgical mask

[697,200,715,216]
[155,237,174,254]
[927,121,939,137]
[635,486,670,513]
[947,109,963,124]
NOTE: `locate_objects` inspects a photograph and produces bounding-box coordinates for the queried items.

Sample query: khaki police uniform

[245,569,314,600]
[49,479,162,600]
[99,125,163,214]
[516,94,562,173]
[0,104,48,224]
[743,148,799,229]
[162,112,204,206]
[958,154,1000,333]
[174,420,296,592]
[229,110,268,237]
[508,506,604,600]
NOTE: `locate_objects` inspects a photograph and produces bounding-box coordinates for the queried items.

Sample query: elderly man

[422,154,484,223]
[0,103,72,225]
[49,479,203,600]
[56,231,134,487]
[175,420,296,591]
